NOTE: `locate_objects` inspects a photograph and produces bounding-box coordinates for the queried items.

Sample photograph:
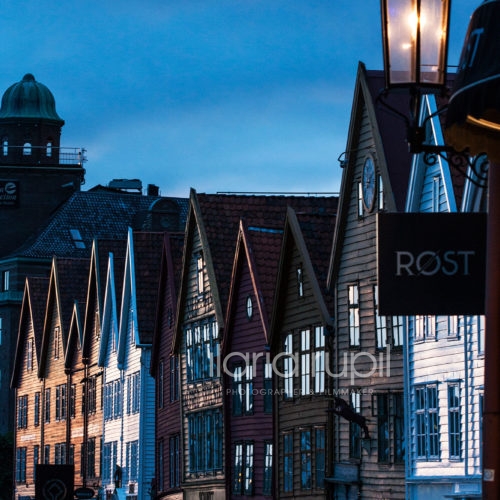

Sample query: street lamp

[381,0,450,89]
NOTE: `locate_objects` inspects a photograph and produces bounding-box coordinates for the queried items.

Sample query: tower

[0,74,85,257]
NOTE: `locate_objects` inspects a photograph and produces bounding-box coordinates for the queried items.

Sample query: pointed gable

[175,189,339,350]
[38,257,89,377]
[11,276,49,388]
[224,220,283,350]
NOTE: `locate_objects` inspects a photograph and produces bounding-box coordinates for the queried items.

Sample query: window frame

[348,285,360,347]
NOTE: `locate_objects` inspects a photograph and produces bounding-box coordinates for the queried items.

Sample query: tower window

[2,139,7,156]
[46,142,52,157]
[23,143,32,156]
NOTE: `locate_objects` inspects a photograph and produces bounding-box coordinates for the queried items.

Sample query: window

[358,182,364,217]
[16,447,27,482]
[113,380,122,418]
[55,384,67,421]
[170,355,179,402]
[349,392,361,459]
[126,440,139,482]
[83,376,97,415]
[297,265,304,297]
[127,372,140,414]
[477,315,485,355]
[169,434,180,488]
[283,333,294,399]
[33,445,39,481]
[34,392,40,426]
[2,270,9,291]
[300,430,312,490]
[69,229,86,249]
[44,445,50,464]
[246,296,253,319]
[157,439,164,491]
[391,316,404,347]
[377,394,389,463]
[27,338,33,371]
[54,326,61,359]
[233,364,253,415]
[2,139,7,156]
[263,442,273,496]
[374,285,387,349]
[414,315,436,341]
[46,141,52,157]
[186,318,218,382]
[197,254,205,295]
[394,393,405,463]
[378,174,384,210]
[348,285,360,347]
[264,361,273,413]
[448,383,462,460]
[415,384,440,459]
[55,443,66,464]
[300,330,311,396]
[314,326,326,394]
[315,428,325,488]
[188,409,223,473]
[23,142,32,155]
[17,395,28,429]
[86,437,96,478]
[232,442,254,495]
[70,385,76,418]
[45,388,51,423]
[283,432,294,493]
[102,441,117,485]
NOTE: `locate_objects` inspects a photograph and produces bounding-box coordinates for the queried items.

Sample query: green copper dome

[0,73,64,123]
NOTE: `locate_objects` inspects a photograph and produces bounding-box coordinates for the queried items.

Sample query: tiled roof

[54,257,90,339]
[296,208,337,312]
[132,231,164,345]
[366,70,413,212]
[196,193,339,316]
[14,189,188,259]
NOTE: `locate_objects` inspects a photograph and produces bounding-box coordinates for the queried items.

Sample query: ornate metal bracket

[376,90,490,189]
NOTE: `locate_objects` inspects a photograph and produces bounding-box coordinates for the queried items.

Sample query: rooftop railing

[0,145,87,166]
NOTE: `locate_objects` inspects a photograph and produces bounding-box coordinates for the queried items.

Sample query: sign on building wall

[377,213,486,315]
[0,179,19,207]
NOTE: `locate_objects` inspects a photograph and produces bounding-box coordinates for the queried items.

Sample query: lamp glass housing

[381,0,450,90]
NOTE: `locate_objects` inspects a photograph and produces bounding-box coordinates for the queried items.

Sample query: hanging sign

[377,212,486,315]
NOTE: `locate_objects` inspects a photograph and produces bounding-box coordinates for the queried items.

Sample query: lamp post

[381,1,500,499]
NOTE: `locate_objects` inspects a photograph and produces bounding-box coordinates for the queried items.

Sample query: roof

[13,189,188,259]
[0,73,63,123]
[132,231,164,345]
[174,190,338,350]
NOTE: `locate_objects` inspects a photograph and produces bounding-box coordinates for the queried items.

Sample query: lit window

[283,333,294,399]
[3,270,10,291]
[348,285,360,347]
[2,139,7,156]
[46,142,52,157]
[23,143,31,155]
[197,254,204,294]
[297,265,304,297]
[246,295,253,319]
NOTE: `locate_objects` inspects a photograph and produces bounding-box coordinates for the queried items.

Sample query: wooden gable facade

[97,238,128,496]
[223,220,283,499]
[327,63,412,499]
[404,94,485,499]
[11,276,48,498]
[115,229,163,499]
[151,231,185,500]
[36,257,89,491]
[270,203,337,500]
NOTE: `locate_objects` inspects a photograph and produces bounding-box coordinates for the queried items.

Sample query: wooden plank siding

[328,65,411,500]
[151,233,184,500]
[223,224,280,499]
[404,97,484,498]
[11,277,48,499]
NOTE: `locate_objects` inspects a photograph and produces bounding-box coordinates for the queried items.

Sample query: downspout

[403,317,411,499]
[464,321,469,477]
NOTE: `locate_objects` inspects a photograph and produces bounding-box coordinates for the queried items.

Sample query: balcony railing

[0,145,87,166]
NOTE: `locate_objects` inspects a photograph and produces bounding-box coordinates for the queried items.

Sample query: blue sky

[1,0,474,197]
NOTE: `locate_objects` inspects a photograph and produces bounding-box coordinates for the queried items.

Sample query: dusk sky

[1,0,475,198]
